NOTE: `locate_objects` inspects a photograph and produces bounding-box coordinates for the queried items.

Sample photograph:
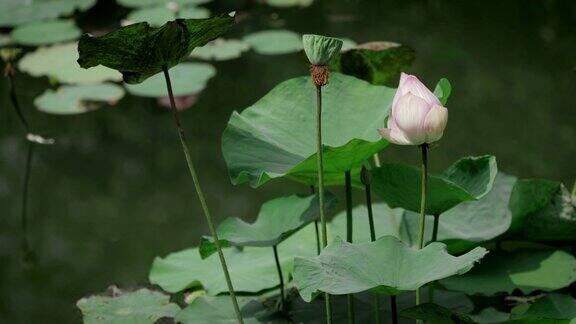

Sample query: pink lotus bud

[378,73,448,145]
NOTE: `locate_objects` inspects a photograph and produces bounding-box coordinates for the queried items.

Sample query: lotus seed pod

[302,34,343,65]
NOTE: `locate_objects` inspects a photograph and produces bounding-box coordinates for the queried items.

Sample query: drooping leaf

[125,62,215,97]
[149,223,317,294]
[126,6,210,26]
[199,193,337,258]
[118,0,211,8]
[510,294,576,323]
[19,42,122,84]
[400,303,475,324]
[34,83,125,115]
[371,155,497,215]
[190,38,250,60]
[222,73,393,188]
[331,41,416,87]
[76,288,180,324]
[243,30,302,55]
[77,14,234,84]
[434,78,452,105]
[0,0,96,27]
[293,236,487,302]
[10,19,81,46]
[176,296,283,324]
[440,249,576,295]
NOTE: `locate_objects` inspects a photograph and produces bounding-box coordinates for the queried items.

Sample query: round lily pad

[126,6,210,26]
[125,62,215,97]
[118,0,211,8]
[19,42,122,84]
[243,30,302,55]
[191,38,250,61]
[34,83,125,115]
[11,19,81,46]
[0,0,96,27]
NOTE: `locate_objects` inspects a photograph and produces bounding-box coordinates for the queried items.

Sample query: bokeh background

[1,0,575,322]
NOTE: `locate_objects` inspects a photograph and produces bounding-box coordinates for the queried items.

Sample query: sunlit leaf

[11,19,81,46]
[293,235,487,301]
[76,288,180,324]
[243,30,302,55]
[191,38,250,61]
[126,6,210,26]
[34,83,125,115]
[0,0,96,27]
[222,73,393,188]
[77,14,233,84]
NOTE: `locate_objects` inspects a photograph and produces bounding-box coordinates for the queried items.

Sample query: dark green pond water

[1,0,575,322]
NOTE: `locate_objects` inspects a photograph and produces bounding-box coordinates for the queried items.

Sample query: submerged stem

[273,245,285,312]
[415,143,429,320]
[344,170,355,323]
[361,167,380,324]
[315,84,332,324]
[162,67,243,324]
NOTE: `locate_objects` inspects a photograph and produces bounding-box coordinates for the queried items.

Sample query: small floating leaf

[118,0,211,8]
[440,249,576,295]
[77,14,233,84]
[371,155,497,215]
[0,0,96,27]
[244,30,302,55]
[76,288,180,324]
[34,83,125,115]
[19,43,121,84]
[266,0,314,7]
[127,5,210,26]
[293,235,487,301]
[11,20,81,46]
[125,62,215,97]
[191,38,250,61]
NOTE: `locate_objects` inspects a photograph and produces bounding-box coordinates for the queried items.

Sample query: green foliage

[34,83,125,115]
[176,296,279,324]
[293,236,487,301]
[190,38,250,60]
[0,0,96,27]
[11,19,81,46]
[77,14,234,84]
[400,303,475,324]
[243,30,302,55]
[76,288,180,324]
[126,6,210,26]
[302,34,343,65]
[371,155,497,215]
[510,294,576,322]
[199,193,337,258]
[117,0,211,8]
[222,73,393,188]
[266,0,314,7]
[434,78,452,105]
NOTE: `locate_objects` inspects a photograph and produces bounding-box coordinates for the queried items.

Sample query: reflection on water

[1,0,575,322]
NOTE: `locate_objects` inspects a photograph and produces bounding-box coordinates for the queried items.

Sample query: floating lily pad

[10,19,81,46]
[125,62,215,97]
[191,38,250,60]
[400,303,475,324]
[176,296,279,324]
[78,14,233,84]
[222,73,393,188]
[331,41,415,87]
[243,30,302,55]
[199,193,337,258]
[76,288,180,324]
[149,223,317,294]
[18,42,122,83]
[510,294,576,322]
[118,0,211,8]
[371,155,497,215]
[127,6,210,26]
[34,83,125,115]
[265,0,314,7]
[440,249,576,295]
[293,235,487,301]
[0,0,96,27]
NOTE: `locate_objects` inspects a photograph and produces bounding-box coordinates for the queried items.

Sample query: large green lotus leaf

[19,42,121,84]
[331,42,415,87]
[34,83,125,115]
[10,19,81,46]
[510,294,576,323]
[125,62,215,97]
[243,30,302,55]
[77,14,233,84]
[76,288,180,324]
[371,155,497,215]
[176,296,284,324]
[0,0,95,27]
[440,249,576,295]
[199,193,337,258]
[149,223,317,294]
[266,0,314,7]
[126,6,210,26]
[191,38,250,61]
[508,179,575,241]
[222,73,393,188]
[118,0,211,8]
[400,303,475,324]
[293,235,487,302]
[329,203,404,243]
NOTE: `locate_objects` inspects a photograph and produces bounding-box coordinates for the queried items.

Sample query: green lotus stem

[162,67,243,324]
[315,84,332,324]
[428,213,440,303]
[345,170,355,324]
[415,143,429,321]
[373,153,381,167]
[391,296,398,324]
[310,185,321,255]
[272,245,285,312]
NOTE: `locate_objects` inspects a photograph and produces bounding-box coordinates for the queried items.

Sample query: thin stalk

[415,144,429,322]
[373,153,381,167]
[344,170,355,324]
[315,84,332,324]
[428,214,440,303]
[310,185,321,255]
[162,67,243,324]
[272,245,285,312]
